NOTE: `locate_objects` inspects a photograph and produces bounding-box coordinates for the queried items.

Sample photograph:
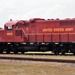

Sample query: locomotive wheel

[61,52,65,55]
[53,49,59,55]
[54,52,59,55]
[61,49,65,55]
[72,49,75,55]
[6,51,10,54]
[21,51,24,54]
[73,52,75,55]
[0,50,3,54]
[14,51,18,54]
[0,48,3,54]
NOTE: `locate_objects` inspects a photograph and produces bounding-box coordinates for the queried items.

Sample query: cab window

[7,26,12,30]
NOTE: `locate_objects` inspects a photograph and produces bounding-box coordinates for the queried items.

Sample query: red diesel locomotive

[0,18,75,55]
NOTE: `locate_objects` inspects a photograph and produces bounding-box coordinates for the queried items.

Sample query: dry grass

[0,60,75,75]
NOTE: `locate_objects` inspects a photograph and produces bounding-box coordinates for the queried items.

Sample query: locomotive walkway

[0,54,75,63]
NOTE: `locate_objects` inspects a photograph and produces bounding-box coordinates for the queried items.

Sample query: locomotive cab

[4,20,17,37]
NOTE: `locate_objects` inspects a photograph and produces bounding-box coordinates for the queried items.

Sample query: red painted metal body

[0,18,75,43]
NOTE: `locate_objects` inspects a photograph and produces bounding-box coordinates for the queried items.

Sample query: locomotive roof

[5,20,29,27]
[29,18,75,22]
[5,20,19,27]
[4,18,75,27]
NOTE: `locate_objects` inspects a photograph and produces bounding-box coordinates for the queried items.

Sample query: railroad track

[0,54,75,63]
[1,51,74,56]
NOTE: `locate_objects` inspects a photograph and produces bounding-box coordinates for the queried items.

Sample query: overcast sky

[0,0,75,27]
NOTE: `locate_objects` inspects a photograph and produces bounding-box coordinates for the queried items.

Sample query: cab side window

[16,25,18,30]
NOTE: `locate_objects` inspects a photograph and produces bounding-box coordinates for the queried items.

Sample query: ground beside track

[0,59,75,75]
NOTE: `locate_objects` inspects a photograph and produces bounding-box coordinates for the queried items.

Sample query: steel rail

[0,56,75,63]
